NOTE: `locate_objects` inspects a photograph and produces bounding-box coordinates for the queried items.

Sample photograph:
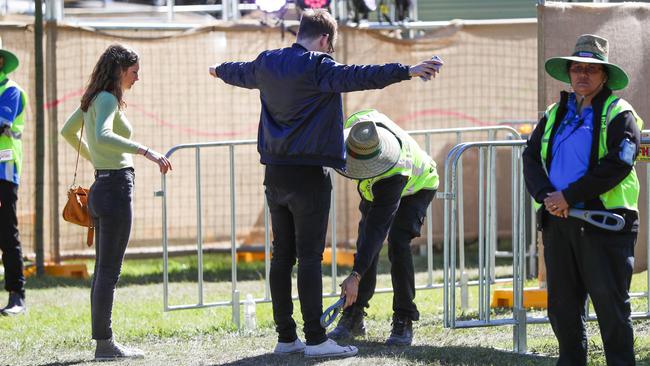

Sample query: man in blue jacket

[210,9,441,358]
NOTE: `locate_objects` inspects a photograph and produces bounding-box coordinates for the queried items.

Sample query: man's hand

[544,191,569,218]
[209,64,219,78]
[340,274,360,309]
[409,58,443,81]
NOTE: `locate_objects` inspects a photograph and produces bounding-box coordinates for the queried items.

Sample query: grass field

[1,252,649,366]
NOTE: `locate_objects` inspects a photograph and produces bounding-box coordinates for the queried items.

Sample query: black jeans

[0,180,24,297]
[352,189,436,321]
[266,183,331,346]
[543,215,636,366]
[88,168,134,340]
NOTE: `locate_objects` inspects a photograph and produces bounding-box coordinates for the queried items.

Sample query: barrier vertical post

[161,173,169,310]
[457,133,468,311]
[488,132,497,284]
[513,146,527,353]
[196,148,204,305]
[229,145,239,328]
[478,147,486,320]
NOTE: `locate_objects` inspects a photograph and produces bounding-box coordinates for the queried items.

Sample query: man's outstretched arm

[315,57,442,93]
[209,60,258,89]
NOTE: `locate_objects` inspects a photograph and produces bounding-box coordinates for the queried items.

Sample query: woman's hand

[340,273,360,309]
[140,147,172,174]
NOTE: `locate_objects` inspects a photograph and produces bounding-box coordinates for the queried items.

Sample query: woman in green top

[61,44,172,361]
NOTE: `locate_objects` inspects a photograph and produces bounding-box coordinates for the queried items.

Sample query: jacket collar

[560,86,612,111]
[292,43,308,52]
[591,86,612,108]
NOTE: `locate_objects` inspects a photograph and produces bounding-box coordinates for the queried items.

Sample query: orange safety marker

[322,247,355,267]
[23,263,89,280]
[491,287,548,309]
[236,251,267,263]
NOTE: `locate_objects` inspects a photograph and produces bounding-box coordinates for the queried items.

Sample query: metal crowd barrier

[442,135,650,354]
[158,126,521,328]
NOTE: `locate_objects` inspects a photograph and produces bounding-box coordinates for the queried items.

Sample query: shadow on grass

[216,342,557,366]
[37,360,88,366]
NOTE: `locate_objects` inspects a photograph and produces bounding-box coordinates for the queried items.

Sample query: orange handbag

[62,120,94,246]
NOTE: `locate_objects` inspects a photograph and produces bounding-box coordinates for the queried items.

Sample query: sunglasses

[569,65,604,75]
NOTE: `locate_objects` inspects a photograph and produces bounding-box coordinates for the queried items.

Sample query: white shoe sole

[273,348,305,355]
[1,308,26,316]
[94,355,145,362]
[304,349,358,359]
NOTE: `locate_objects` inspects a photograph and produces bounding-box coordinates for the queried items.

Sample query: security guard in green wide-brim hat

[0,42,19,75]
[544,33,629,90]
[523,33,642,365]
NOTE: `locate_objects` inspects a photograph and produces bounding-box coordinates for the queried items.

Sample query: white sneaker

[94,338,145,361]
[304,338,358,359]
[273,338,306,355]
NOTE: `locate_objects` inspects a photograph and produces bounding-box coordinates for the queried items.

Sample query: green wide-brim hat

[544,34,629,90]
[0,49,19,75]
[336,121,401,180]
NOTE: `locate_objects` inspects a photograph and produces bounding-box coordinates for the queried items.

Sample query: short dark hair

[297,9,337,46]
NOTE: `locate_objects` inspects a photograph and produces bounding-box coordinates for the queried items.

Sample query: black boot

[1,292,26,316]
[385,314,413,346]
[327,306,366,341]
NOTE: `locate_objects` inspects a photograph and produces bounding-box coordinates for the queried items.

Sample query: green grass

[1,251,650,366]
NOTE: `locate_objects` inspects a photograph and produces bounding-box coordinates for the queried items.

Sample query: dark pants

[0,180,24,297]
[266,183,331,346]
[543,215,636,366]
[352,189,436,321]
[88,168,134,340]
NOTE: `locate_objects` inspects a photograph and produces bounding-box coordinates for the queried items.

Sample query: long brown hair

[80,44,139,112]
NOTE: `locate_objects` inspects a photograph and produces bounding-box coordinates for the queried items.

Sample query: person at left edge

[0,42,27,316]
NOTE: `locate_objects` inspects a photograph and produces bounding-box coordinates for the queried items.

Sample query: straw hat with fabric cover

[545,34,628,90]
[336,121,401,180]
[0,39,19,75]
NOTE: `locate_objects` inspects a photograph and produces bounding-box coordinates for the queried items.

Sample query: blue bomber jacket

[216,43,411,169]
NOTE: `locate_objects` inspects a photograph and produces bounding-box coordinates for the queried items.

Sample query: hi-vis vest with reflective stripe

[344,109,439,202]
[0,79,26,184]
[537,95,643,212]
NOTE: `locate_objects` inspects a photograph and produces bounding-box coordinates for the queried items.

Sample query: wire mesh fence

[3,20,538,258]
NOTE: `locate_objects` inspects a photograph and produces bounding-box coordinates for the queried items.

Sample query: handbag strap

[72,120,84,187]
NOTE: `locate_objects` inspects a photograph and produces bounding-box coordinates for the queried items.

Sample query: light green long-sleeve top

[61,91,143,170]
